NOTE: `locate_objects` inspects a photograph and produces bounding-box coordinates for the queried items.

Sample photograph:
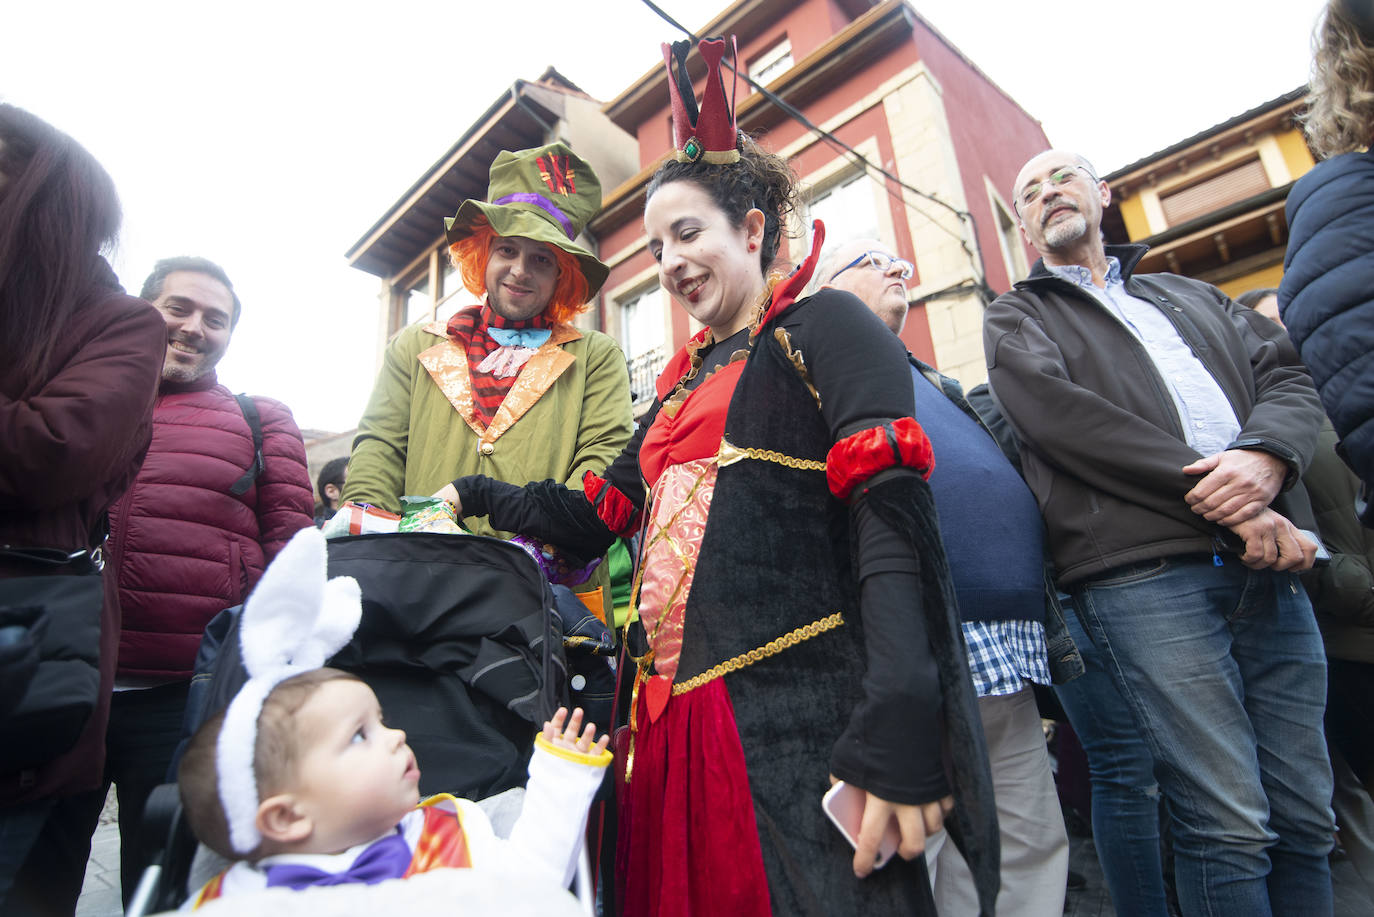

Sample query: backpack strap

[229,394,266,496]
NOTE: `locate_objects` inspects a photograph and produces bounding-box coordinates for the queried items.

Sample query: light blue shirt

[1046,258,1240,456]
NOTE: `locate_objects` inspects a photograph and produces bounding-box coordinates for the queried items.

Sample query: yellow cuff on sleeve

[534,733,613,768]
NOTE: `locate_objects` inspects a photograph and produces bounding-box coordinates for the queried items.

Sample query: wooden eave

[534,66,588,96]
[1131,184,1293,273]
[346,83,564,279]
[589,0,913,237]
[603,0,878,133]
[1104,89,1307,191]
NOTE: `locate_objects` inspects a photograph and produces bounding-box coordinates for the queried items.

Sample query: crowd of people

[4,1,1374,915]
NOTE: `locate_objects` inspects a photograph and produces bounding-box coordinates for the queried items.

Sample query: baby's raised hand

[542,706,611,756]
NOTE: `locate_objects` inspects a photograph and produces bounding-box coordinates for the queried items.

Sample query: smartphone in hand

[1297,529,1332,566]
[822,781,900,870]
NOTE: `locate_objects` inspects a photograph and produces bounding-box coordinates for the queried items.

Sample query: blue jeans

[1054,605,1168,917]
[1072,555,1334,917]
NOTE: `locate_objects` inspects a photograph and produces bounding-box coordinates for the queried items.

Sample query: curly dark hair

[1305,0,1374,157]
[646,132,801,275]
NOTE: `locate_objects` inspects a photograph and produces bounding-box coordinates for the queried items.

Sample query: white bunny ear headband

[217,527,362,854]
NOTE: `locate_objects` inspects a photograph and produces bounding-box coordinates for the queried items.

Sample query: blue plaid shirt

[962,619,1052,697]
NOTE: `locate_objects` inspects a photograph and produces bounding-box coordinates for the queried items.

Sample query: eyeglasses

[1017,165,1096,209]
[828,250,914,283]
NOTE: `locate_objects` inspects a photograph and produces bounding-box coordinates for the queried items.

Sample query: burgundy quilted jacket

[1,263,164,804]
[108,372,314,681]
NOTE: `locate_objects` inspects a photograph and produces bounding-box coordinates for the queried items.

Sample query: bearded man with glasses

[984,149,1335,915]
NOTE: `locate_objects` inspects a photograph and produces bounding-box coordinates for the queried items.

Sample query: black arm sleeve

[454,400,658,559]
[456,477,615,561]
[830,479,950,803]
[783,291,949,804]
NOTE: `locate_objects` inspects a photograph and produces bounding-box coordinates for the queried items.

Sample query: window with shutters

[992,193,1029,283]
[1159,157,1269,226]
[405,274,432,325]
[749,39,793,88]
[802,171,879,257]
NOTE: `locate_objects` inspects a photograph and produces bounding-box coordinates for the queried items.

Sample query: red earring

[748,242,757,251]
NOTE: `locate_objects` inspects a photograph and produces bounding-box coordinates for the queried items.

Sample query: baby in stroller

[175,527,610,907]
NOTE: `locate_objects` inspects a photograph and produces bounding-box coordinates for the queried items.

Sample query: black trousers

[10,681,188,915]
[1328,657,1374,785]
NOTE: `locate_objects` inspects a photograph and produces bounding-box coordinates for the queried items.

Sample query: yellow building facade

[1103,88,1312,299]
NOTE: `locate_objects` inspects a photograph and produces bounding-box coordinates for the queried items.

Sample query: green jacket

[1302,421,1374,663]
[343,316,633,597]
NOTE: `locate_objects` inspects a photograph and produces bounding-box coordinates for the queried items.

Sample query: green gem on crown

[684,137,702,161]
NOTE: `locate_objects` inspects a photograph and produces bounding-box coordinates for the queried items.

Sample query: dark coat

[1302,421,1374,663]
[1280,150,1374,499]
[680,298,998,916]
[0,261,165,803]
[108,374,314,681]
[985,245,1323,586]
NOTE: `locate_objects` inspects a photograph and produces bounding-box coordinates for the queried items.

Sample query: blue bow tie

[488,327,552,349]
[263,830,411,890]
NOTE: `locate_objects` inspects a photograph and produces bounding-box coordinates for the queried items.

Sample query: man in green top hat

[342,142,633,618]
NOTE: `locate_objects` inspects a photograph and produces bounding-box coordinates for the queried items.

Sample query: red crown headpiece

[662,36,740,164]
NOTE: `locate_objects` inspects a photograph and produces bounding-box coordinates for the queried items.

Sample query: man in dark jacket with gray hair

[984,149,1334,916]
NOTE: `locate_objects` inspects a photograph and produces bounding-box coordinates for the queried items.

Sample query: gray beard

[1043,213,1088,249]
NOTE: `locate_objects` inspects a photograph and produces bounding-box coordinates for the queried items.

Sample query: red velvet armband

[826,417,935,501]
[582,470,641,537]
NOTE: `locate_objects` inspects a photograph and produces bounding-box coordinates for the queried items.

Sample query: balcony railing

[627,346,668,407]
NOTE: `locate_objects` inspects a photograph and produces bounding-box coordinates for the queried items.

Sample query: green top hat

[445,142,609,297]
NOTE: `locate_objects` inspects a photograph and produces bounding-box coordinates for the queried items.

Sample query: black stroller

[126,531,600,914]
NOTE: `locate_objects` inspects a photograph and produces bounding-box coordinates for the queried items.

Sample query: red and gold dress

[459,258,997,916]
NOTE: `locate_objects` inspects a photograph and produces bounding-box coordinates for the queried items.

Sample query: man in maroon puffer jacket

[84,256,314,904]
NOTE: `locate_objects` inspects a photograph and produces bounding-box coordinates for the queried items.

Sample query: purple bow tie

[263,829,411,890]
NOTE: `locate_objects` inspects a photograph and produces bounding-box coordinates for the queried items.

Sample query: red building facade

[591,0,1049,404]
[347,1,1050,406]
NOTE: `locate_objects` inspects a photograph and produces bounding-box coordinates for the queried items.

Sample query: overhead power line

[636,0,993,301]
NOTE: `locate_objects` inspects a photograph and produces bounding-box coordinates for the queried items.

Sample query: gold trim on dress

[716,438,827,471]
[773,326,822,410]
[671,613,845,695]
[623,612,846,783]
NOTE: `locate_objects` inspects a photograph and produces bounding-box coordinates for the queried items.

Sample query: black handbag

[0,542,104,774]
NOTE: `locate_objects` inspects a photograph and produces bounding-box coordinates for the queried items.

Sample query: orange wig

[448,216,591,325]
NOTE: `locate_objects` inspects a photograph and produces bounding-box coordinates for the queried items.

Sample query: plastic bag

[398,496,468,535]
[321,502,400,538]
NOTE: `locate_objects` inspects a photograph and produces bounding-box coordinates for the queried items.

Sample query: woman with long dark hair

[0,104,165,915]
[438,38,996,916]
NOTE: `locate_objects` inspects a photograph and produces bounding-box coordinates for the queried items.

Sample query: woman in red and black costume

[445,37,997,917]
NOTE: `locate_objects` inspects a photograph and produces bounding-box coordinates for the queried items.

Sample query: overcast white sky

[3,0,1328,432]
